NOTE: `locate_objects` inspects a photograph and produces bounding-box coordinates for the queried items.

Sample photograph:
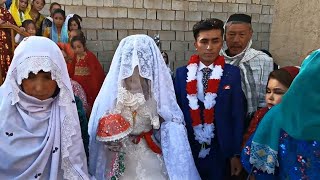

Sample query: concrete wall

[269,0,320,66]
[43,0,275,72]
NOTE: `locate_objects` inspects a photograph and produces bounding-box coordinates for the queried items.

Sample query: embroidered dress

[72,50,105,111]
[0,7,16,83]
[242,130,320,180]
[71,79,89,113]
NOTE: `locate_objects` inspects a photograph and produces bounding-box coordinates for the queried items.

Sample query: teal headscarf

[249,49,320,174]
[51,20,68,43]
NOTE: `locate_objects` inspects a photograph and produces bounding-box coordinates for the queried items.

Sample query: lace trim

[249,141,279,174]
[9,56,73,106]
[61,114,80,179]
[8,55,82,179]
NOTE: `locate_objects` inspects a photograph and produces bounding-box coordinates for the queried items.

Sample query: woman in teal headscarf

[244,49,320,179]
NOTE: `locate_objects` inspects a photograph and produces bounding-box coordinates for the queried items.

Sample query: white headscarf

[0,36,89,179]
[88,34,200,180]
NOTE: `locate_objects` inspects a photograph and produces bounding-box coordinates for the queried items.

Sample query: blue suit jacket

[175,64,245,159]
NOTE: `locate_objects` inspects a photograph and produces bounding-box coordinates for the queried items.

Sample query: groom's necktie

[201,67,212,92]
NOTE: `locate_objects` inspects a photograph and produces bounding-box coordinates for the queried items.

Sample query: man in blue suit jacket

[174,19,246,180]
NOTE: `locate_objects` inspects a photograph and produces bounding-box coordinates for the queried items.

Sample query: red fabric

[97,114,131,138]
[280,66,299,79]
[132,130,162,154]
[186,80,197,94]
[242,107,269,147]
[72,50,105,112]
[0,7,17,83]
[57,42,76,77]
[190,109,201,126]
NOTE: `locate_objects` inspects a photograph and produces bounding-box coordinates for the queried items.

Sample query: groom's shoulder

[175,65,188,75]
[223,63,240,75]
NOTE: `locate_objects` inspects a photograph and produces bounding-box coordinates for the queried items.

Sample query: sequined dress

[241,129,320,180]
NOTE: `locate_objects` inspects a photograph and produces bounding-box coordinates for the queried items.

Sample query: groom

[174,18,245,179]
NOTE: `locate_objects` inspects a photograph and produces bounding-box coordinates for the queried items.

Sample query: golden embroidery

[75,66,90,76]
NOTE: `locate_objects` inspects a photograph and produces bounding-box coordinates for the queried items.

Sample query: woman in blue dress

[241,50,320,180]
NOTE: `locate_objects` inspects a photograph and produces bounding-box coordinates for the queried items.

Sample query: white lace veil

[0,36,89,179]
[88,34,200,180]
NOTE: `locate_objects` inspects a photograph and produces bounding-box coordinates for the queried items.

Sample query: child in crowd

[9,0,31,27]
[41,2,61,35]
[67,14,82,31]
[58,29,84,76]
[43,8,68,43]
[70,35,105,113]
[29,0,45,35]
[15,19,36,43]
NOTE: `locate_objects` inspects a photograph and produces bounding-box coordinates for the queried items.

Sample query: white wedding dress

[108,87,168,180]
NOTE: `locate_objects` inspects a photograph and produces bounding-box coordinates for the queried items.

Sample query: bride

[88,35,200,180]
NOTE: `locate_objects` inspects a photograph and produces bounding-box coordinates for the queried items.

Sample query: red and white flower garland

[186,54,225,158]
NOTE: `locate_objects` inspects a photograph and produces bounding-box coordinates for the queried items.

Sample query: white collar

[198,61,214,71]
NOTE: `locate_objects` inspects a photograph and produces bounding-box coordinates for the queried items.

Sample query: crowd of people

[1,0,320,180]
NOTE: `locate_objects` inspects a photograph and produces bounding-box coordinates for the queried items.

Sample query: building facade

[44,0,275,71]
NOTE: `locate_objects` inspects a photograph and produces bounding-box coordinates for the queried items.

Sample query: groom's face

[194,29,223,66]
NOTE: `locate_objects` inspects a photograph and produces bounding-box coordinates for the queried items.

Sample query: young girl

[9,0,32,27]
[71,35,105,113]
[29,0,45,35]
[58,29,84,77]
[43,8,68,43]
[67,14,82,31]
[0,36,89,179]
[15,19,36,43]
[41,2,61,35]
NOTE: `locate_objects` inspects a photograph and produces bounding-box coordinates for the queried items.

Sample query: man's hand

[230,156,242,176]
[0,19,4,24]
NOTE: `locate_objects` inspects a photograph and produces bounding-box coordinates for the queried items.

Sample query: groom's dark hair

[193,18,224,40]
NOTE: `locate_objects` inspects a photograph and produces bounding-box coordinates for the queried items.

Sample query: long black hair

[68,14,82,31]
